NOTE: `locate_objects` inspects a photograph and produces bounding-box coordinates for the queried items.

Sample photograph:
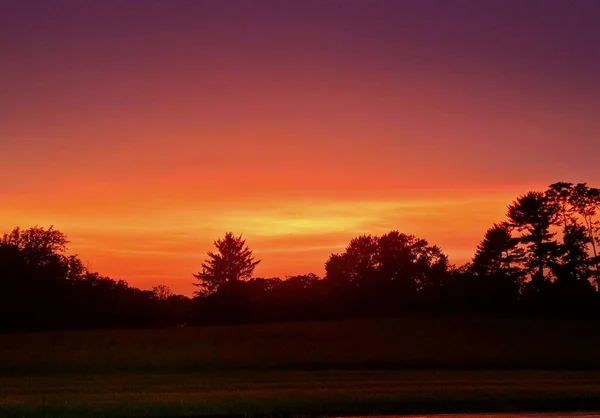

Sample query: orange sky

[0,186,569,295]
[1,1,599,295]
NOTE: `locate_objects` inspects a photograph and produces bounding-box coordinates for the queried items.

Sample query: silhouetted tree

[547,182,577,229]
[467,223,526,309]
[375,230,448,293]
[0,225,181,330]
[193,232,260,296]
[2,225,68,252]
[1,225,69,268]
[552,224,593,283]
[471,223,525,277]
[546,182,600,289]
[326,235,378,285]
[325,231,450,314]
[570,183,600,288]
[507,192,560,289]
[547,223,596,313]
[4,183,600,331]
[65,255,86,282]
[268,274,324,320]
[152,284,173,300]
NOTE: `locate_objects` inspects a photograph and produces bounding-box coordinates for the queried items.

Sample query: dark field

[2,317,600,417]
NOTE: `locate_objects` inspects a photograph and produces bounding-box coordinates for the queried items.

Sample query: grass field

[2,317,600,417]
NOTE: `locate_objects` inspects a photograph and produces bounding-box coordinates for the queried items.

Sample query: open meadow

[2,317,600,417]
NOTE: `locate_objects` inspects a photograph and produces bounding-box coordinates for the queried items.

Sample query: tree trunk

[586,215,600,290]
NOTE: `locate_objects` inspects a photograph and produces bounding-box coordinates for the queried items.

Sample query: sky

[1,0,599,295]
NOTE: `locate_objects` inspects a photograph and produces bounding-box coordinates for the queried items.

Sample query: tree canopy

[2,181,600,330]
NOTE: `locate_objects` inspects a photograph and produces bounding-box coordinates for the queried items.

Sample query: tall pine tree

[193,232,260,296]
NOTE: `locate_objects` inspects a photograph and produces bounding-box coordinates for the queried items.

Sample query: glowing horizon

[0,186,565,295]
[2,1,599,295]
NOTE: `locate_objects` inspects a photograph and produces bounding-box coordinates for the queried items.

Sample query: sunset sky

[1,0,599,295]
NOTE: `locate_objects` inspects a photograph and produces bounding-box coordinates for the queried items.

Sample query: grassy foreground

[2,317,600,417]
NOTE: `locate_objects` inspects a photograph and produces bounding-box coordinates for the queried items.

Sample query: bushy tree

[325,231,450,299]
[1,225,68,267]
[325,235,378,286]
[152,284,174,300]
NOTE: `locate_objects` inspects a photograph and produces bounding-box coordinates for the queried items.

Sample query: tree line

[1,182,599,331]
